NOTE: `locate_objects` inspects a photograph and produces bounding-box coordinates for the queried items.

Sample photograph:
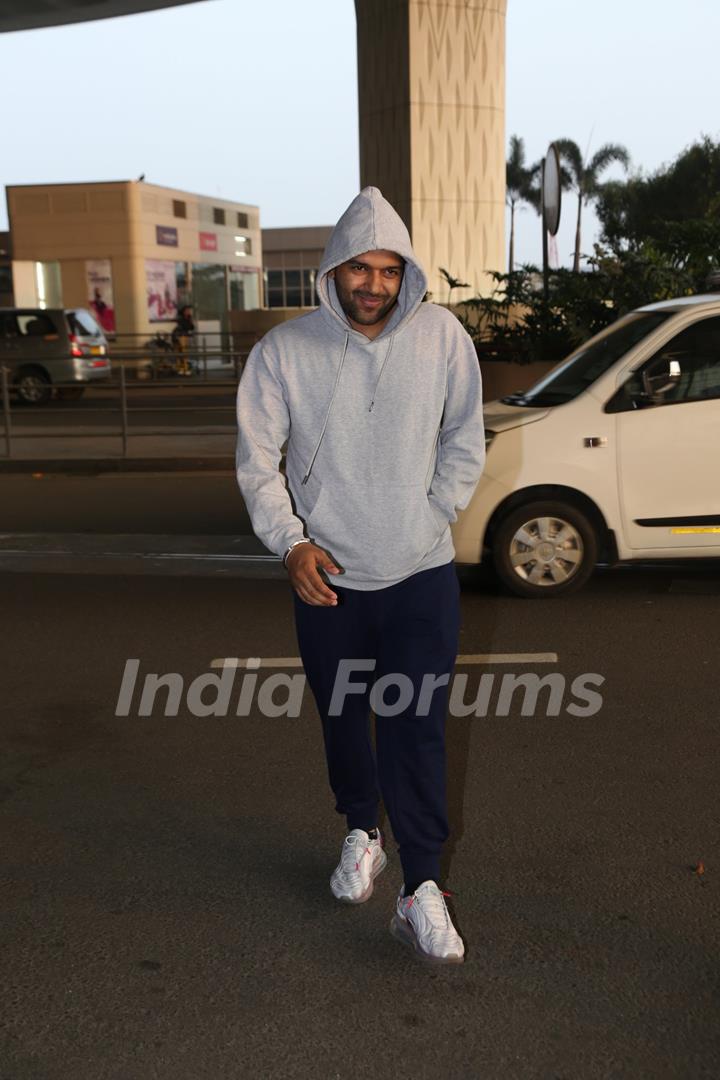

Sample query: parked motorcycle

[142,333,197,378]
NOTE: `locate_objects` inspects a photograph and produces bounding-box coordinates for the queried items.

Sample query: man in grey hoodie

[236,187,485,963]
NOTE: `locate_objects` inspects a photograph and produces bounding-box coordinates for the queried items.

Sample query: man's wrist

[282,538,312,567]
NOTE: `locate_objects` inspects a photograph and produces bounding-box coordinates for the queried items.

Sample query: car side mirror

[642,357,681,402]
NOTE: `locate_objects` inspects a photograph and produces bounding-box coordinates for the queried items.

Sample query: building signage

[199,231,218,251]
[156,225,178,247]
[85,258,116,333]
[145,259,178,322]
[230,264,257,273]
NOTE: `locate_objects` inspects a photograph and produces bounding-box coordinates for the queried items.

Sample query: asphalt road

[0,472,250,534]
[2,563,719,1079]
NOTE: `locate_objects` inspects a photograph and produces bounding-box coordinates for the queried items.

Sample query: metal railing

[105,332,248,382]
[0,345,248,459]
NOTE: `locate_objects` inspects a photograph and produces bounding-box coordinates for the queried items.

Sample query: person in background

[172,304,195,376]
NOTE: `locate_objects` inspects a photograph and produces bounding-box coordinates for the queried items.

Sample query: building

[6,180,262,336]
[262,226,332,309]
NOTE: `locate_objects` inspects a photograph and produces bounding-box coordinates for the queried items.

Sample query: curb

[0,532,285,579]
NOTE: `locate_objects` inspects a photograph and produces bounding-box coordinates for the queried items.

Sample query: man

[236,187,484,964]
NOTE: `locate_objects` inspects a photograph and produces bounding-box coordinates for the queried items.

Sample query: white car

[453,294,720,597]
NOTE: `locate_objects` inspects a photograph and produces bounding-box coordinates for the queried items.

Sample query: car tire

[492,499,599,598]
[14,368,52,406]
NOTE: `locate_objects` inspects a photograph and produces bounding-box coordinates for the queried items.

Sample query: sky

[1,0,719,272]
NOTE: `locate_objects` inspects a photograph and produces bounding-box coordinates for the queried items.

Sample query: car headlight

[485,429,496,450]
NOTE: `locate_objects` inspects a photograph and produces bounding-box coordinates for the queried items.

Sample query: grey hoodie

[236,186,485,590]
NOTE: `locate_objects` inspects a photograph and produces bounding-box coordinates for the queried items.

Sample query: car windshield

[501,311,673,407]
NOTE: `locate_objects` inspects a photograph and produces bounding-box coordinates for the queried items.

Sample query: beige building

[356,0,506,301]
[262,226,332,308]
[6,180,262,336]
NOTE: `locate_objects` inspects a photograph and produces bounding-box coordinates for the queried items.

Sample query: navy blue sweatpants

[293,561,461,888]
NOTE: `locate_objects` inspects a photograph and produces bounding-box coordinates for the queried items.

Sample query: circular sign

[542,143,562,237]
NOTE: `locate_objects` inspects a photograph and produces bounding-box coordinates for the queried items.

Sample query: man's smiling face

[332,249,405,338]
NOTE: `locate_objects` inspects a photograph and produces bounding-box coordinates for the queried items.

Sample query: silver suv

[0,307,111,404]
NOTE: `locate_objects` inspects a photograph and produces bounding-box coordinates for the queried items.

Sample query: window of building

[237,212,249,229]
[264,267,319,308]
[266,269,284,307]
[234,235,252,257]
[229,270,260,312]
[176,262,190,308]
[213,207,226,226]
[284,270,301,308]
[192,263,226,321]
[173,199,187,219]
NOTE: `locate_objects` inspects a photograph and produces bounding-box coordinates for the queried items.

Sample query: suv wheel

[15,368,52,405]
[492,499,598,598]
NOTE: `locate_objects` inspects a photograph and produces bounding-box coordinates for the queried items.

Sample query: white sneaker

[390,881,465,964]
[330,828,387,904]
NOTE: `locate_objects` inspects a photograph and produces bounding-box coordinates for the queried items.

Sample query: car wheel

[14,368,52,405]
[492,499,598,598]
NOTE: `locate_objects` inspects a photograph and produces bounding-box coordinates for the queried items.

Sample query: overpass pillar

[355,0,507,301]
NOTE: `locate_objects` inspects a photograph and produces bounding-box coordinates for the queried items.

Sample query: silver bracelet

[283,538,311,567]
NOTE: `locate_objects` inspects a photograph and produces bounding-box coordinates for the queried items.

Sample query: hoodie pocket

[423,492,449,536]
[307,481,447,580]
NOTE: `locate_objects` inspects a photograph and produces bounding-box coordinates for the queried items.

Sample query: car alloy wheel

[492,499,599,598]
[509,515,583,587]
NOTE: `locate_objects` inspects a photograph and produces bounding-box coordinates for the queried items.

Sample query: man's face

[332,249,405,335]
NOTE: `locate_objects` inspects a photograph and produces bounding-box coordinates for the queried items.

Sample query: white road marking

[211,652,558,669]
[211,657,304,669]
[457,653,558,664]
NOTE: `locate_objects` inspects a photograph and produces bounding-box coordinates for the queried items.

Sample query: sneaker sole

[389,914,465,965]
[331,850,388,905]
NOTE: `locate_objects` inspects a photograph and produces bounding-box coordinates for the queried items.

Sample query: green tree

[555,138,630,271]
[456,247,695,365]
[595,136,720,286]
[506,135,540,272]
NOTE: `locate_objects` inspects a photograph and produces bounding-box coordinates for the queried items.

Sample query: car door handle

[584,437,608,448]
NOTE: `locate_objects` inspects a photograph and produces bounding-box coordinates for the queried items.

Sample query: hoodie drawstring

[368,334,395,413]
[302,333,349,485]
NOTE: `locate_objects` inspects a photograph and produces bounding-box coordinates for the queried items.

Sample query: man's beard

[335,282,399,326]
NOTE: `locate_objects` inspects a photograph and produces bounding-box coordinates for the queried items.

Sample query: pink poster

[85,259,116,333]
[145,259,178,322]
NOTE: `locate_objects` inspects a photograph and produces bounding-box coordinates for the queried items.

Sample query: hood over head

[316,186,428,337]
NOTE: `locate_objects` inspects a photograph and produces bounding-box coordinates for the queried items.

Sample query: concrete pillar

[355,0,506,301]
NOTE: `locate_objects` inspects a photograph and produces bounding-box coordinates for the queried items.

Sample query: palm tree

[555,138,630,271]
[506,135,541,271]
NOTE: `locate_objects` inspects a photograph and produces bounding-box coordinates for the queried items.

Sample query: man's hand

[286,543,341,606]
